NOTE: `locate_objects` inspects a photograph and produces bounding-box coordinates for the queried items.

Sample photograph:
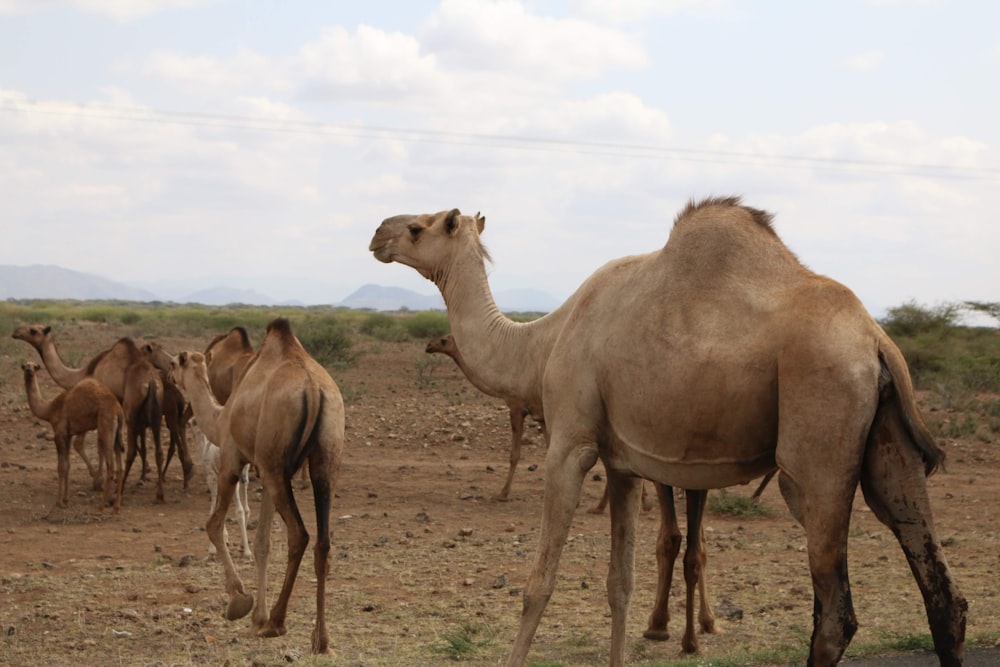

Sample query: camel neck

[433,249,557,406]
[185,373,226,446]
[23,373,54,422]
[37,339,87,390]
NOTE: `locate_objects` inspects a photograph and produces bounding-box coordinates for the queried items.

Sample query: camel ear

[444,208,461,235]
[178,351,188,365]
[43,326,51,335]
[475,211,485,233]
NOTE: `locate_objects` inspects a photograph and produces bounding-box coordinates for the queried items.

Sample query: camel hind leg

[643,483,682,641]
[606,470,643,666]
[681,489,715,653]
[308,443,334,654]
[861,408,966,667]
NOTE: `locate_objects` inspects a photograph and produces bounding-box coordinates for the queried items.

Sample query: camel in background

[171,318,344,654]
[425,333,539,501]
[21,362,124,512]
[372,210,725,651]
[12,325,193,501]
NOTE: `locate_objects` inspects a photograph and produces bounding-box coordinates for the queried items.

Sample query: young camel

[425,333,539,501]
[372,211,726,651]
[371,203,966,667]
[21,362,124,512]
[171,318,344,654]
[11,325,192,499]
[190,419,252,561]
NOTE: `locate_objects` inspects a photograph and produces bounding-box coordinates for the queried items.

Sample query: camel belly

[601,442,776,490]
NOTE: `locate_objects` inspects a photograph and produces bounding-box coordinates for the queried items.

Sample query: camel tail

[876,340,943,475]
[144,381,162,432]
[286,385,324,478]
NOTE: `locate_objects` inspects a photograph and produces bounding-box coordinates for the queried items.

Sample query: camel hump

[673,195,778,236]
[266,318,293,337]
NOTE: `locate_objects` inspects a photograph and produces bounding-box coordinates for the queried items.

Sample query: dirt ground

[1,321,998,667]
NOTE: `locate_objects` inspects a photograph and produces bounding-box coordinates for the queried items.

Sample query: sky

[1,0,998,318]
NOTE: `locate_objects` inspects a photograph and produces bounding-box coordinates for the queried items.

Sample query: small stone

[178,555,198,567]
[527,464,537,472]
[458,528,473,537]
[492,574,507,589]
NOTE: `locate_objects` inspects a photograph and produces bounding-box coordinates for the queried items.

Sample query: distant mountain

[0,265,558,312]
[178,286,281,306]
[0,265,158,301]
[339,284,444,311]
[339,284,558,312]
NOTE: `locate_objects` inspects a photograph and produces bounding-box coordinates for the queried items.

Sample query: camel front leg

[209,448,253,622]
[506,436,593,667]
[235,465,253,561]
[495,406,525,501]
[71,433,103,491]
[861,421,966,667]
[606,470,643,667]
[53,435,71,510]
[643,483,681,641]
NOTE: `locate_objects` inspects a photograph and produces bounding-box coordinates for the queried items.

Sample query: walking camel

[170,318,344,654]
[371,201,966,667]
[372,211,727,651]
[425,333,540,501]
[11,325,195,499]
[21,362,124,512]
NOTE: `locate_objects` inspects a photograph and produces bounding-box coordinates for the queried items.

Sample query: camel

[372,211,722,651]
[21,362,124,512]
[170,318,344,654]
[425,333,539,500]
[142,341,194,485]
[370,202,966,667]
[190,419,252,561]
[204,326,256,404]
[11,325,194,498]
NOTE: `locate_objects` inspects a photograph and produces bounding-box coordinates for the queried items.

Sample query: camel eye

[408,225,423,240]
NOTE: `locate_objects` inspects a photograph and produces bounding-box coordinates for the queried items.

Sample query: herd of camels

[11,196,966,666]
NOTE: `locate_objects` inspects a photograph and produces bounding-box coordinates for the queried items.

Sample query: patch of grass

[433,622,496,660]
[708,490,774,519]
[402,310,450,339]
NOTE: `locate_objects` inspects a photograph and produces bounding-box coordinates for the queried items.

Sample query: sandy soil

[0,321,997,666]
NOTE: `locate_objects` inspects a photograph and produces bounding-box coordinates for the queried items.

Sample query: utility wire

[2,100,997,180]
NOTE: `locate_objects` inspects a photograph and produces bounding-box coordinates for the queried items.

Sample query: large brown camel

[11,325,194,498]
[372,211,725,651]
[170,318,344,654]
[370,202,966,667]
[21,362,124,512]
[425,333,539,501]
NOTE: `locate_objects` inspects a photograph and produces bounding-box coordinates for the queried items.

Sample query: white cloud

[142,48,282,94]
[571,0,729,22]
[0,0,215,20]
[840,50,887,71]
[422,0,647,81]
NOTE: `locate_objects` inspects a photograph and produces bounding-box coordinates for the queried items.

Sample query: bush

[295,318,356,368]
[358,313,409,342]
[880,300,961,338]
[402,311,450,339]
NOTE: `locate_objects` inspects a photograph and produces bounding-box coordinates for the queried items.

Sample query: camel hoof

[256,622,286,638]
[643,628,671,642]
[226,593,254,620]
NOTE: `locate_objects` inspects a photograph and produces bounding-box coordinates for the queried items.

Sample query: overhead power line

[1,100,997,180]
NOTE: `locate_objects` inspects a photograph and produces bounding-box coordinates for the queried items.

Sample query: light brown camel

[425,333,539,500]
[11,325,194,497]
[372,211,725,651]
[370,202,966,667]
[204,326,256,404]
[21,362,124,512]
[170,318,344,654]
[143,341,194,486]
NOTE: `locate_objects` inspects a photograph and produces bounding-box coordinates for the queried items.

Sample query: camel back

[84,337,142,375]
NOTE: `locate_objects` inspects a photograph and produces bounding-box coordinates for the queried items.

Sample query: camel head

[21,361,41,376]
[369,209,489,282]
[170,351,210,395]
[425,334,456,355]
[143,341,177,373]
[11,324,52,349]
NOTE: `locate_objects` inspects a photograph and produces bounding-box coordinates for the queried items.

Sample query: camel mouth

[369,243,395,263]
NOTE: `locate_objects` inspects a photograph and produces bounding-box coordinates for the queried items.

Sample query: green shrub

[708,490,774,519]
[402,311,450,339]
[295,318,356,368]
[359,313,409,342]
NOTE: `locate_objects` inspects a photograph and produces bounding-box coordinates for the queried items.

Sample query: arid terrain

[1,320,998,666]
